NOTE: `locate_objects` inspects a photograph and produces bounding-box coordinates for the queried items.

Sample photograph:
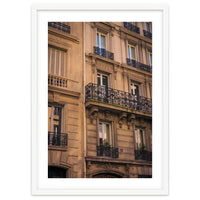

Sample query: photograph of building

[48,22,152,178]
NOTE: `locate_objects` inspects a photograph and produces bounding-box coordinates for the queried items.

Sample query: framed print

[32,4,169,195]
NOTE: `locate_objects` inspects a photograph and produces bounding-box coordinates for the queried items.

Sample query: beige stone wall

[48,22,84,178]
[85,22,152,178]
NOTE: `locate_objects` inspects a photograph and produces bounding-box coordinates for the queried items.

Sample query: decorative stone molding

[104,111,114,121]
[88,106,99,123]
[118,112,127,128]
[87,161,91,170]
[96,60,113,73]
[127,114,135,129]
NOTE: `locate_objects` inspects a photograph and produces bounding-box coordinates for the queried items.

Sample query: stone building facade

[48,22,152,178]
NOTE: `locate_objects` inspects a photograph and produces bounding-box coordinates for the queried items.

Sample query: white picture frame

[31,4,169,195]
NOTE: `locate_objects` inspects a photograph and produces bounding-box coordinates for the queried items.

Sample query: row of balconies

[124,22,152,39]
[93,47,152,73]
[48,133,152,161]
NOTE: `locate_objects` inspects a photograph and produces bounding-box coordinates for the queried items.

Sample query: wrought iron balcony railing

[48,74,68,88]
[93,46,114,60]
[48,132,68,147]
[85,83,152,113]
[126,58,152,73]
[134,150,152,161]
[124,22,140,34]
[97,146,119,158]
[143,30,152,39]
[48,22,71,34]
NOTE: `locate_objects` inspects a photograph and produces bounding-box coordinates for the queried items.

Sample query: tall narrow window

[97,73,108,101]
[48,104,67,147]
[130,80,139,101]
[99,121,111,146]
[128,44,136,61]
[135,127,146,150]
[146,22,152,33]
[147,51,152,66]
[96,32,106,57]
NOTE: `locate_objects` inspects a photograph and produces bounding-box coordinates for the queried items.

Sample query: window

[147,50,152,66]
[48,46,66,76]
[99,121,111,146]
[96,31,106,56]
[130,81,139,97]
[135,127,146,150]
[48,104,67,147]
[97,73,108,101]
[143,22,152,39]
[97,120,119,158]
[97,32,106,49]
[145,22,152,33]
[128,43,136,61]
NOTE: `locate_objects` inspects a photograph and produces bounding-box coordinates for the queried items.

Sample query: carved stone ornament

[87,161,91,170]
[118,112,127,128]
[88,107,98,123]
[127,114,135,129]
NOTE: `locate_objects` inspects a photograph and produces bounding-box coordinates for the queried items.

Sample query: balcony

[48,74,68,88]
[48,132,68,147]
[93,46,114,60]
[126,58,152,73]
[97,146,119,158]
[134,150,152,161]
[143,30,152,39]
[85,83,152,114]
[48,22,71,34]
[124,22,140,34]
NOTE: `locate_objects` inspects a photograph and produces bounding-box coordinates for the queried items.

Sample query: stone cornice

[48,86,81,98]
[86,157,152,166]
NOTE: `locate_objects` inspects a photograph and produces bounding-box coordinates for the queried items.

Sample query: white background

[37,8,163,191]
[0,0,200,199]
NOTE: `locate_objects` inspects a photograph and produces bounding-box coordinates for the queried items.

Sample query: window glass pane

[128,45,130,59]
[131,47,135,59]
[106,124,110,143]
[97,74,101,86]
[102,75,108,87]
[134,85,139,97]
[140,129,144,146]
[99,123,103,140]
[135,129,140,149]
[101,35,106,49]
[99,122,103,145]
[150,54,152,65]
[103,124,107,140]
[97,33,99,47]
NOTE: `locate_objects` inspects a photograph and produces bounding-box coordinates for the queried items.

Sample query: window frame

[98,121,112,147]
[135,127,146,150]
[128,43,136,61]
[147,50,152,66]
[96,31,107,50]
[48,45,67,77]
[48,103,63,133]
[145,22,152,33]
